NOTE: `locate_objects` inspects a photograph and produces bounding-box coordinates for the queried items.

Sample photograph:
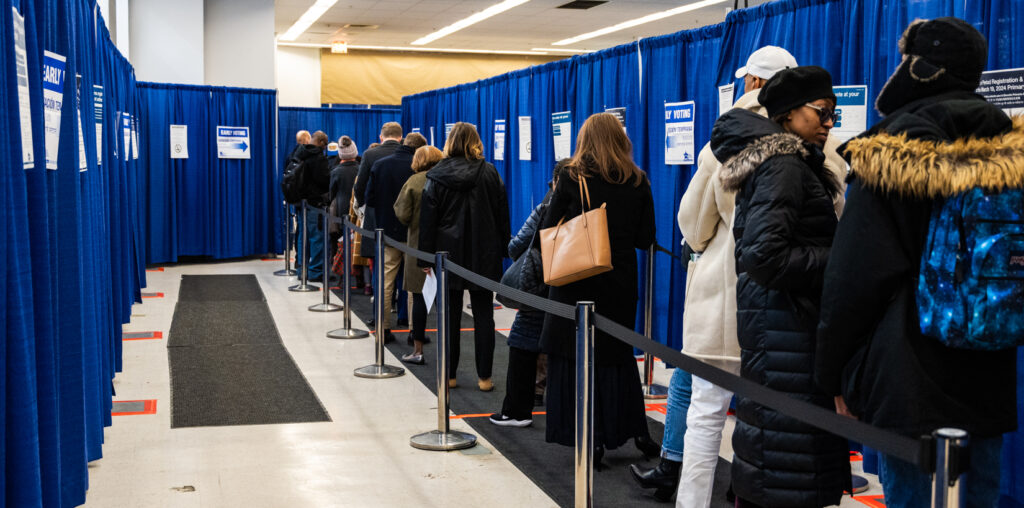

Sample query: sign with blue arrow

[216,126,251,159]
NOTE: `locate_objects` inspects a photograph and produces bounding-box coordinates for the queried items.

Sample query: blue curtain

[138,82,279,263]
[278,105,400,168]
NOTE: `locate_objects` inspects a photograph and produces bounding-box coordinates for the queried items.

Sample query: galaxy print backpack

[917,188,1024,350]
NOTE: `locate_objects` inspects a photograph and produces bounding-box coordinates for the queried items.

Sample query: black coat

[294,144,330,207]
[418,157,511,291]
[817,91,1020,439]
[365,145,415,242]
[713,109,848,508]
[355,140,401,207]
[506,198,549,353]
[538,173,656,365]
[329,160,358,218]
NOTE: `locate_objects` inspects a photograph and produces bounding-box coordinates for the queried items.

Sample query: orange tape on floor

[145,267,164,272]
[853,495,886,507]
[111,399,157,416]
[123,331,163,341]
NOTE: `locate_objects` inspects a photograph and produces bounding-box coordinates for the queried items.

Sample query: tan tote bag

[540,176,613,287]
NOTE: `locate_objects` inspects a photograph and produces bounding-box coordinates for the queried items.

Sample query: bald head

[296,130,311,145]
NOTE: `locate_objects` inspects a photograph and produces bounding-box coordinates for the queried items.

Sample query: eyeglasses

[803,103,837,125]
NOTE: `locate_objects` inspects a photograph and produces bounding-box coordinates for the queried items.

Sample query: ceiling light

[532,47,593,53]
[412,0,531,46]
[552,0,730,45]
[279,0,338,42]
[276,41,549,56]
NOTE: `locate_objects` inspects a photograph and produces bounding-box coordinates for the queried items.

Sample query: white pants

[676,375,734,508]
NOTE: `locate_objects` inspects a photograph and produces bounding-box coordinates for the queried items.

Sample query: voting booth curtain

[138,82,279,264]
[1,0,146,505]
[277,105,401,172]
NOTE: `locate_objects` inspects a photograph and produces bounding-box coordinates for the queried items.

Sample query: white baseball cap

[734,46,799,80]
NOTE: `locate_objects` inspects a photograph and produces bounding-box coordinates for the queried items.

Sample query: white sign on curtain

[43,50,67,170]
[170,125,188,159]
[665,101,696,165]
[76,74,87,171]
[718,83,734,117]
[494,119,506,161]
[551,111,571,161]
[122,112,131,159]
[216,126,251,159]
[605,107,626,133]
[13,7,33,169]
[93,85,103,166]
[977,68,1024,116]
[131,116,139,160]
[831,85,868,142]
[518,116,532,161]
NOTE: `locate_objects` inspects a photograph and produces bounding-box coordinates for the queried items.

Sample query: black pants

[501,346,539,420]
[448,289,495,380]
[411,292,427,342]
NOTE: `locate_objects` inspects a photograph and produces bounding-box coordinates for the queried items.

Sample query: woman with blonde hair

[539,112,659,463]
[394,145,444,364]
[418,122,511,390]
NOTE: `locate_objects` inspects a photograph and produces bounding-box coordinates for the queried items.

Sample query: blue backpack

[917,188,1024,350]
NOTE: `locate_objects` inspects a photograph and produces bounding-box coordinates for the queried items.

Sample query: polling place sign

[977,68,1024,116]
[216,126,250,159]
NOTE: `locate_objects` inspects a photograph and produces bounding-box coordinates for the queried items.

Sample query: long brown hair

[442,122,484,160]
[566,113,645,186]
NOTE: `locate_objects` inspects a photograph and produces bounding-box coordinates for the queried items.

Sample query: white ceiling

[275,0,770,53]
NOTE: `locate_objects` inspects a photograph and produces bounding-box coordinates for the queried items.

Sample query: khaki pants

[381,246,403,329]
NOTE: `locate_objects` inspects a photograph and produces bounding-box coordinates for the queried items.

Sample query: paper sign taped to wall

[76,74,86,171]
[43,50,67,170]
[494,119,506,161]
[170,125,188,159]
[518,116,532,161]
[216,126,251,159]
[131,116,139,160]
[665,101,696,165]
[831,85,868,142]
[605,107,626,133]
[122,112,131,159]
[718,83,734,117]
[977,68,1024,116]
[551,111,571,161]
[13,8,33,169]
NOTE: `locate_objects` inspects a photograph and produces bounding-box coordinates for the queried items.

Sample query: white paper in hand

[423,271,438,313]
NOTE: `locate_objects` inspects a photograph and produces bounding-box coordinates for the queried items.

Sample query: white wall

[129,0,204,84]
[275,47,322,108]
[204,0,275,89]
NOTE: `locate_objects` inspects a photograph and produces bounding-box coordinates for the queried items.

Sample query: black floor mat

[335,285,732,508]
[168,275,330,428]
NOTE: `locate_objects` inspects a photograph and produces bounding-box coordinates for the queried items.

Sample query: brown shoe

[478,378,494,392]
[448,379,457,389]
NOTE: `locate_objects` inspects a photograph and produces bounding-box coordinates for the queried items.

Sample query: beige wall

[321,50,565,106]
[276,46,322,108]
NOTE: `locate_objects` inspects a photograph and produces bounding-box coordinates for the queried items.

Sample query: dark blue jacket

[507,199,547,352]
[365,145,415,242]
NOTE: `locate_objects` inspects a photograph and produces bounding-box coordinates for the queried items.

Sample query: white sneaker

[488,413,532,427]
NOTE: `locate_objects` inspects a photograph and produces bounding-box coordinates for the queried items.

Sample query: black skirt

[544,354,650,449]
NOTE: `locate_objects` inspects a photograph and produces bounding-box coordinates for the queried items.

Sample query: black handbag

[497,227,546,309]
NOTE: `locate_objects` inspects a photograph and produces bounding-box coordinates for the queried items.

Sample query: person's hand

[834,395,855,418]
[422,267,432,275]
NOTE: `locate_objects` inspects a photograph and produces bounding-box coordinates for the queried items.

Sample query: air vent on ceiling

[557,0,607,9]
[342,23,379,30]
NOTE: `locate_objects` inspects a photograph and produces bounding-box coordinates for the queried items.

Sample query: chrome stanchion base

[288,283,320,292]
[353,364,405,379]
[326,327,370,340]
[643,383,669,400]
[308,303,343,312]
[273,268,297,276]
[410,430,477,451]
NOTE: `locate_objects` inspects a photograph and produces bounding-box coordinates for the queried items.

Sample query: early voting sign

[831,85,868,142]
[43,50,66,170]
[665,101,695,165]
[217,126,251,159]
[978,68,1024,116]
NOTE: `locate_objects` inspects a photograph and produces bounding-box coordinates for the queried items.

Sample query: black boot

[629,457,681,502]
[634,435,661,458]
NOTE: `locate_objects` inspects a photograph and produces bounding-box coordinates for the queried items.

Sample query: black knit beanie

[876,17,988,115]
[758,66,837,119]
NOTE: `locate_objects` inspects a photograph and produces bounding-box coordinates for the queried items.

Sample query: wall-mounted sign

[216,126,251,159]
[665,101,695,165]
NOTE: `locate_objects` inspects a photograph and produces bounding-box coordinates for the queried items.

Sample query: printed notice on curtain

[217,126,251,159]
[518,116,532,160]
[170,125,188,159]
[977,68,1024,116]
[13,8,33,169]
[93,85,103,166]
[605,107,626,133]
[429,126,435,147]
[718,83,734,117]
[551,111,571,161]
[665,101,696,165]
[76,75,87,171]
[831,85,868,142]
[494,119,506,161]
[43,51,67,170]
[122,112,131,159]
[444,123,455,142]
[131,116,139,160]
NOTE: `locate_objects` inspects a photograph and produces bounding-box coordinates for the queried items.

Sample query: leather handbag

[540,176,613,287]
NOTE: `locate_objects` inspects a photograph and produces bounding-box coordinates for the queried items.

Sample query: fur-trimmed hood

[719,132,810,191]
[845,112,1024,199]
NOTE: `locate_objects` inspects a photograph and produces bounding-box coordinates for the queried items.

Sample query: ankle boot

[634,435,661,458]
[629,457,681,501]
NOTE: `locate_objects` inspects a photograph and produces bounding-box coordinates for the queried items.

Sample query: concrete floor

[83,257,883,508]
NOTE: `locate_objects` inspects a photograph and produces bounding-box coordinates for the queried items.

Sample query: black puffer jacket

[713,109,848,508]
[295,144,330,207]
[329,160,358,218]
[418,157,511,291]
[506,197,549,353]
[817,91,1020,439]
[365,145,415,242]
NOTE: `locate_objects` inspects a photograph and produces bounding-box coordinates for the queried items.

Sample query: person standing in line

[287,129,311,271]
[713,66,849,507]
[394,145,444,364]
[539,113,660,464]
[355,124,403,313]
[365,132,428,344]
[817,18,1021,508]
[489,159,568,427]
[418,122,511,391]
[296,130,331,282]
[328,136,360,273]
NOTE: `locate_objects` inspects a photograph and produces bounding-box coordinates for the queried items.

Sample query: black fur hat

[758,66,837,119]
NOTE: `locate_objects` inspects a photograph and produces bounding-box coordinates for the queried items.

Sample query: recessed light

[277,41,549,56]
[412,0,531,46]
[552,0,730,45]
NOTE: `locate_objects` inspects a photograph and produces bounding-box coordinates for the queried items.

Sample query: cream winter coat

[676,89,847,368]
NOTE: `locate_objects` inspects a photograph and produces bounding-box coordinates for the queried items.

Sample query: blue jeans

[880,435,1003,508]
[661,368,693,462]
[305,213,324,280]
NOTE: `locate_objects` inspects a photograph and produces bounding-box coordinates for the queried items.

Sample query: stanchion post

[932,428,968,508]
[575,301,596,508]
[354,228,404,379]
[289,201,319,292]
[410,251,477,451]
[643,245,668,399]
[309,206,342,312]
[327,219,369,339]
[274,201,296,276]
